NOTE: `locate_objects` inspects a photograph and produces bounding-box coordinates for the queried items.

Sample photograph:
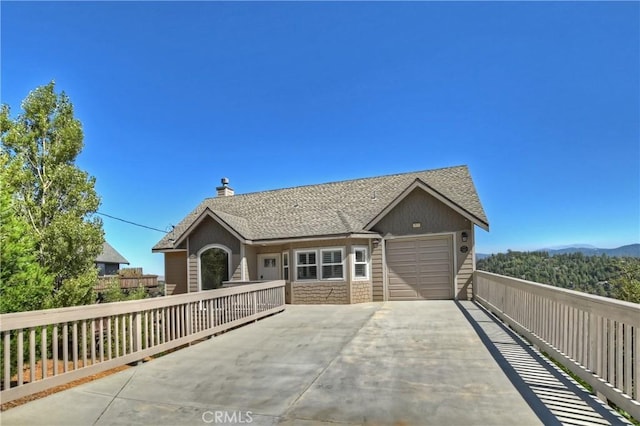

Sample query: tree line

[477,251,640,303]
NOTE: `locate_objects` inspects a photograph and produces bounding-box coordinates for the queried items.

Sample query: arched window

[198,245,230,290]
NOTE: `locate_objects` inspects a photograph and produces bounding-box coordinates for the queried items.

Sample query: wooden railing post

[3,332,10,389]
[133,311,142,354]
[186,304,192,336]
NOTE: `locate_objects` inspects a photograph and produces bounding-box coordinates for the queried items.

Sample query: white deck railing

[474,271,639,419]
[0,280,285,403]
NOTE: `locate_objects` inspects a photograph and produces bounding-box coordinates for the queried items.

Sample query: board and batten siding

[371,188,470,237]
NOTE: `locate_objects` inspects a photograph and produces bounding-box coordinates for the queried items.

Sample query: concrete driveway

[0,301,623,426]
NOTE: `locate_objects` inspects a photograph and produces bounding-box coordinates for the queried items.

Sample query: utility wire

[96,211,170,233]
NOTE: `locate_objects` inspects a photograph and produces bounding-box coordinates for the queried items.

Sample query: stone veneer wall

[292,282,348,304]
[351,281,372,304]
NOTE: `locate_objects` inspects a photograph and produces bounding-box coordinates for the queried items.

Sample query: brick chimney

[216,177,234,197]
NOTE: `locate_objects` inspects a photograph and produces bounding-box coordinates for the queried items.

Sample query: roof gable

[173,208,249,248]
[96,242,130,265]
[365,178,490,231]
[153,165,489,251]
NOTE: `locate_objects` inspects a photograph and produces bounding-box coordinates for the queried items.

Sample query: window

[200,246,230,290]
[296,251,317,280]
[97,263,106,276]
[353,246,369,280]
[295,248,347,281]
[321,248,344,280]
[282,252,289,281]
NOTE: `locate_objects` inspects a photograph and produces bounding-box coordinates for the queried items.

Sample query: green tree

[612,262,640,304]
[477,250,640,301]
[1,82,104,307]
[100,277,126,303]
[99,278,148,303]
[0,153,54,313]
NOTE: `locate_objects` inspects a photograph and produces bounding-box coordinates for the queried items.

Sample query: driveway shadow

[456,300,630,426]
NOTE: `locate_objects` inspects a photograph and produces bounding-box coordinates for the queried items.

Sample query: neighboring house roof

[96,242,130,265]
[153,165,489,251]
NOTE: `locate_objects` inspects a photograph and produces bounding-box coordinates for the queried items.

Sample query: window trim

[282,251,290,281]
[320,247,345,281]
[295,249,318,281]
[352,246,369,281]
[294,247,347,282]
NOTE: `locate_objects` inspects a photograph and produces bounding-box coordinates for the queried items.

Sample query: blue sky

[2,2,638,276]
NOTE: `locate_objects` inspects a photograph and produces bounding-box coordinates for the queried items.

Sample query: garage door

[386,236,453,300]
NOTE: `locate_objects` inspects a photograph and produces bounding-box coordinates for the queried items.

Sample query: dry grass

[0,343,198,412]
[0,359,133,412]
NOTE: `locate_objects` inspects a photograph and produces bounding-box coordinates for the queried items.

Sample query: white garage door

[386,236,453,300]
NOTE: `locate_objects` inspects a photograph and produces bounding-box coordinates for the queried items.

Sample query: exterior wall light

[461,232,468,242]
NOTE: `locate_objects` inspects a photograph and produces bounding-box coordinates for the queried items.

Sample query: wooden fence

[0,280,285,403]
[474,270,639,419]
[95,275,159,291]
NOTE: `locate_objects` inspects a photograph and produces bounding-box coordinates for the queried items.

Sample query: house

[96,241,130,276]
[152,165,489,303]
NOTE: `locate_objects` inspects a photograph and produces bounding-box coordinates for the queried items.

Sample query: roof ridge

[203,164,469,200]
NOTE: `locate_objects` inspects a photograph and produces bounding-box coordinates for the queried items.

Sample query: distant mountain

[541,244,640,258]
[476,244,640,260]
[543,244,598,250]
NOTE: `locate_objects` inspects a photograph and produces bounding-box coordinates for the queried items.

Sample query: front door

[258,254,280,281]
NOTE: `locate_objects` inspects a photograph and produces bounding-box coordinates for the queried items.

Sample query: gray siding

[187,216,242,292]
[372,188,470,237]
[287,238,353,250]
[456,229,474,300]
[188,216,241,255]
[244,244,257,281]
[371,242,384,301]
[232,254,242,280]
[188,254,198,293]
[164,251,187,295]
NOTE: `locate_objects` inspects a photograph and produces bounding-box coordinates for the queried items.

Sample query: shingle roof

[96,241,130,264]
[153,165,488,251]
